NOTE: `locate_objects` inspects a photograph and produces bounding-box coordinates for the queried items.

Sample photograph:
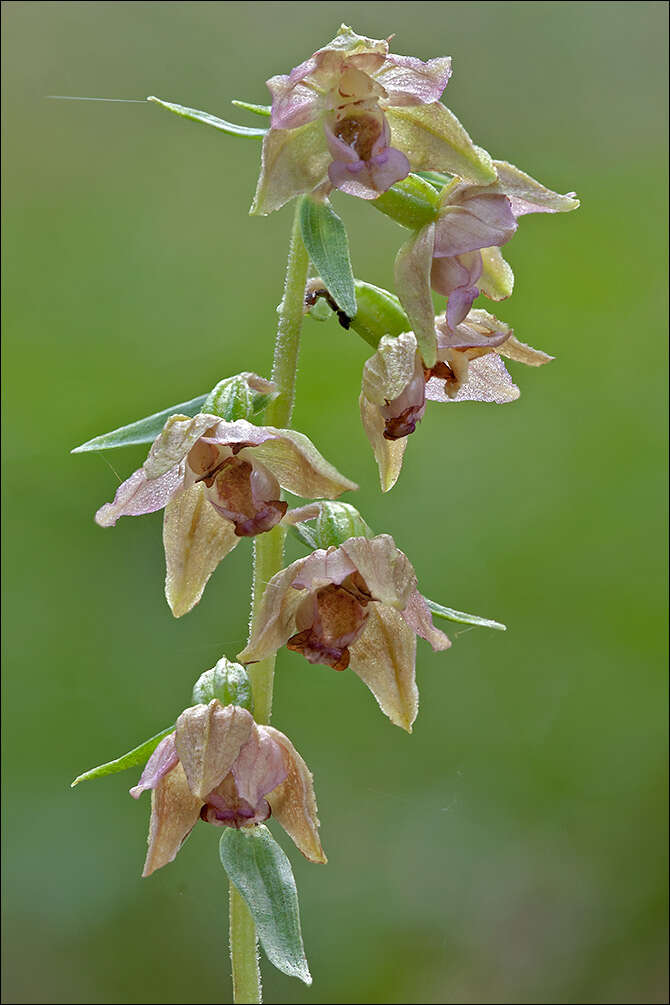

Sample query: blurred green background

[2,2,668,1003]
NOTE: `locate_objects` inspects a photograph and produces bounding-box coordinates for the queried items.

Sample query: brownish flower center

[287,574,372,671]
[209,456,287,537]
[333,113,383,160]
[201,773,271,829]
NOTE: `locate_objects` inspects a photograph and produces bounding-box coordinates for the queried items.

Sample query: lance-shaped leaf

[299,198,357,318]
[231,100,271,117]
[220,825,312,985]
[71,726,175,787]
[425,597,507,631]
[148,96,267,138]
[386,103,496,184]
[72,395,207,453]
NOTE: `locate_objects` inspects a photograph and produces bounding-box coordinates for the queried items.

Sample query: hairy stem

[229,882,261,1004]
[229,198,309,1003]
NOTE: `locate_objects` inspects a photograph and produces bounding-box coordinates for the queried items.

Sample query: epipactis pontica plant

[71,24,578,1004]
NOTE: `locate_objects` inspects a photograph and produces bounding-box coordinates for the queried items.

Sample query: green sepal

[147,96,267,138]
[203,374,278,421]
[426,597,507,632]
[299,197,357,318]
[219,825,312,985]
[71,395,207,453]
[70,726,174,787]
[351,280,411,348]
[231,99,271,118]
[192,657,253,711]
[369,173,440,230]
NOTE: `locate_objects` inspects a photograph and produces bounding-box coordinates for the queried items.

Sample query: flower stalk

[234,197,310,1001]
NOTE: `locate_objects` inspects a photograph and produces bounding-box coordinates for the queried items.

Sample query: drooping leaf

[71,395,207,453]
[425,597,507,631]
[147,96,267,138]
[219,825,312,985]
[299,198,357,318]
[232,99,272,118]
[71,726,175,787]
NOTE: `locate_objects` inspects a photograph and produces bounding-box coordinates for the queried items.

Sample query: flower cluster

[74,23,578,997]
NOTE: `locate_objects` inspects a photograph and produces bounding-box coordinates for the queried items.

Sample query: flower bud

[369,174,441,230]
[203,372,278,421]
[192,657,253,712]
[313,501,373,549]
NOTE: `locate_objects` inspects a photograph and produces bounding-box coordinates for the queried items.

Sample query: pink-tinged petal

[492,160,580,216]
[360,391,408,493]
[291,547,358,591]
[281,503,322,526]
[239,427,358,500]
[250,119,330,216]
[144,413,220,479]
[446,284,479,330]
[376,54,452,106]
[237,559,311,665]
[141,761,203,878]
[95,464,184,527]
[231,725,288,808]
[267,65,324,129]
[433,195,517,257]
[129,734,178,799]
[328,146,410,199]
[395,223,438,367]
[263,725,326,864]
[426,354,520,403]
[340,535,415,611]
[401,589,451,652]
[431,252,482,299]
[497,335,554,366]
[479,246,514,301]
[361,332,420,406]
[386,103,496,183]
[175,701,255,801]
[163,482,239,618]
[349,604,418,732]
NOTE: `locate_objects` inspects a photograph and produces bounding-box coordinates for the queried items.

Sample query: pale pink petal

[141,761,203,877]
[340,535,415,610]
[144,413,220,479]
[175,702,255,801]
[231,725,288,808]
[360,391,408,493]
[433,194,517,257]
[129,734,178,799]
[401,589,451,651]
[263,725,326,864]
[239,426,358,499]
[493,160,580,217]
[291,547,358,591]
[436,311,511,349]
[376,54,452,106]
[95,464,184,527]
[349,604,418,732]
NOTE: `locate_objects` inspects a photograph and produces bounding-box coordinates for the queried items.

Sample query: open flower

[238,535,450,732]
[252,24,495,215]
[395,161,579,363]
[130,700,325,876]
[360,311,553,491]
[95,413,357,616]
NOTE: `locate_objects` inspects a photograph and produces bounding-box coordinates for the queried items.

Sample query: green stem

[229,882,261,1004]
[229,197,309,1003]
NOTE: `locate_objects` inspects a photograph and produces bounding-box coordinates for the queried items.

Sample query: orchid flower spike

[251,24,496,215]
[395,161,580,364]
[130,700,325,876]
[95,413,357,617]
[238,534,450,732]
[360,310,553,491]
